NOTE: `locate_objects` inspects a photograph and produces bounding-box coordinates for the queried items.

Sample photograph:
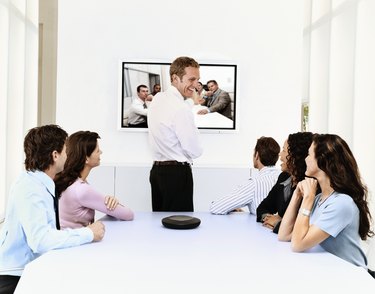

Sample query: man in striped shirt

[210,137,281,215]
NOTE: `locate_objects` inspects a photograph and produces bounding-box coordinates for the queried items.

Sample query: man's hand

[197,109,209,115]
[231,208,244,213]
[88,221,105,242]
[262,214,281,230]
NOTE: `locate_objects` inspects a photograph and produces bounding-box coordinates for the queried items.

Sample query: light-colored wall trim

[88,164,251,213]
[38,0,57,125]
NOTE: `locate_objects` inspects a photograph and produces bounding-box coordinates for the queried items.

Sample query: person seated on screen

[256,132,313,234]
[146,92,154,102]
[195,81,207,103]
[55,131,134,229]
[151,83,161,96]
[190,81,208,105]
[197,80,232,119]
[127,84,150,128]
[0,125,105,294]
[210,136,281,215]
[278,134,374,277]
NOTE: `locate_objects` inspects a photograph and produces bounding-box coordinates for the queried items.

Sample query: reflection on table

[192,105,233,129]
[15,212,374,293]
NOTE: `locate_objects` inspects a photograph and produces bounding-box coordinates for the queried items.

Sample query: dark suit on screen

[204,89,232,119]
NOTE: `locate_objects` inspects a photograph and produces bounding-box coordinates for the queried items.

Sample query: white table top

[192,105,233,128]
[15,212,374,293]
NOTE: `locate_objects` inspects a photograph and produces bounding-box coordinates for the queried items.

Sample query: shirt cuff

[77,227,95,243]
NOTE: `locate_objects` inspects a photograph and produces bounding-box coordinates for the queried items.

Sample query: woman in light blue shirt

[279,134,374,276]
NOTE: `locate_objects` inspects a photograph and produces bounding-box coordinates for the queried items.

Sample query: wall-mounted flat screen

[120,61,237,131]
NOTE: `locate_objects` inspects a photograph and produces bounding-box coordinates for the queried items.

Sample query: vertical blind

[303,1,375,265]
[0,0,39,220]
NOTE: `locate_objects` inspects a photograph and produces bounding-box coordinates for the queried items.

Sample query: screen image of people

[121,62,236,129]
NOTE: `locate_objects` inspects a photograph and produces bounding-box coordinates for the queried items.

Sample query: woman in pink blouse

[55,131,134,229]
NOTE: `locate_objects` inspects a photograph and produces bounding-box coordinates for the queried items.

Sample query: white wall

[55,0,303,167]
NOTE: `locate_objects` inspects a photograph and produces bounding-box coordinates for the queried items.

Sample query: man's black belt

[153,161,190,166]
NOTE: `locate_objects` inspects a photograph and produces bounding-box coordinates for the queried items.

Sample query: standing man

[148,56,203,212]
[127,84,150,128]
[0,125,105,294]
[197,80,232,119]
[210,137,281,215]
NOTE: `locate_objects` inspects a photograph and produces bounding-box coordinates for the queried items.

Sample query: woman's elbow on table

[278,233,291,242]
[290,240,306,252]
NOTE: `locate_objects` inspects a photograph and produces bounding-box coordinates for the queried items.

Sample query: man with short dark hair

[148,56,203,212]
[197,79,232,119]
[128,84,150,128]
[151,83,161,96]
[210,136,281,215]
[0,125,105,294]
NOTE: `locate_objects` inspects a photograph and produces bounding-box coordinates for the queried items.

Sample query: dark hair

[169,56,199,82]
[206,80,218,86]
[55,131,100,197]
[286,132,313,184]
[137,84,148,93]
[313,134,373,240]
[255,136,280,166]
[24,125,67,171]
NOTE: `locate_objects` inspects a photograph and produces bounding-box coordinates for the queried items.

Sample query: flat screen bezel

[118,60,237,133]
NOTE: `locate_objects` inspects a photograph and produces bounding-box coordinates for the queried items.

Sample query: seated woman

[55,131,134,229]
[256,132,313,233]
[278,134,373,274]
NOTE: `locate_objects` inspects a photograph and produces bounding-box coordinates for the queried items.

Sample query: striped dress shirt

[210,166,281,215]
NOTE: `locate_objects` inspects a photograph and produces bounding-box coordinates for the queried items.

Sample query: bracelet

[299,208,311,217]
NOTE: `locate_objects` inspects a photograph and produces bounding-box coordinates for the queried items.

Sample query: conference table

[15,212,374,293]
[192,105,233,129]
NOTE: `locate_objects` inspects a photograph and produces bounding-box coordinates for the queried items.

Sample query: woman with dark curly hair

[256,132,313,233]
[278,134,374,275]
[55,131,134,229]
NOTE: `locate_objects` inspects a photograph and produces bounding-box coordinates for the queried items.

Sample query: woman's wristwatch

[299,208,311,217]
